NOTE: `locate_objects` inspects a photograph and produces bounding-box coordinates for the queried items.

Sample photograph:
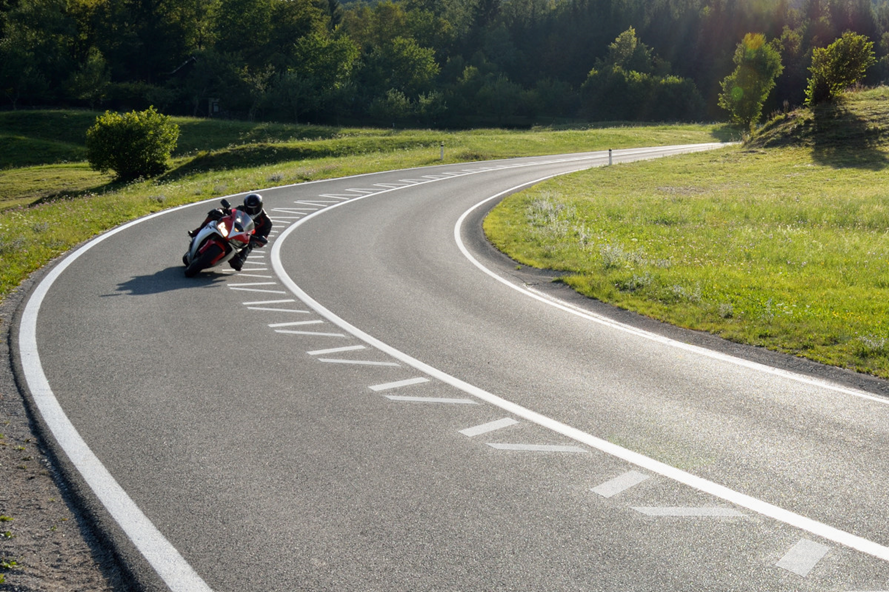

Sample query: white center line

[776,539,830,577]
[271,149,889,563]
[459,418,519,437]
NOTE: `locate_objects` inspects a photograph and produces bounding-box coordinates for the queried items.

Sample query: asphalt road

[16,145,889,592]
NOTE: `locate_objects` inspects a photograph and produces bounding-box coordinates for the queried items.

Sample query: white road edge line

[271,146,889,564]
[15,150,664,592]
[19,210,214,592]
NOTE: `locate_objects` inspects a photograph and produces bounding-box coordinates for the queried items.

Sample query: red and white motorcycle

[183,199,262,277]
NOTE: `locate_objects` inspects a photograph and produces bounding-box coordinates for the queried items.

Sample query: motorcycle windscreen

[225,209,255,245]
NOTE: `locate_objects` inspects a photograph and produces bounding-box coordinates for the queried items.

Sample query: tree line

[3,0,889,127]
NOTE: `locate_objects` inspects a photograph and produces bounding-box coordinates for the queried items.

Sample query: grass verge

[0,112,731,304]
[485,137,889,377]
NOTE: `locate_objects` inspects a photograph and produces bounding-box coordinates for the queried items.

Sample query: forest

[2,0,889,127]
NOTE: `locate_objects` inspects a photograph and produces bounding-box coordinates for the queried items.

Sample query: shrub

[805,31,876,106]
[85,107,179,181]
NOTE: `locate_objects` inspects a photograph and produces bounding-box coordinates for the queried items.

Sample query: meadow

[0,110,730,301]
[485,88,889,377]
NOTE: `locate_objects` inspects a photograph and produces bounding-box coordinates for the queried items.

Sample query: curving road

[16,145,889,592]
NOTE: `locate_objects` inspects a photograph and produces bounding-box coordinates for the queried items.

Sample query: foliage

[582,29,704,122]
[85,107,180,180]
[718,33,784,130]
[3,0,889,125]
[805,30,876,105]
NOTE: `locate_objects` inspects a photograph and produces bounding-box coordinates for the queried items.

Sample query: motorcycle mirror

[220,198,230,209]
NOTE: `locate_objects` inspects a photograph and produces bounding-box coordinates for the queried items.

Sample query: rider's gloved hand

[208,209,224,221]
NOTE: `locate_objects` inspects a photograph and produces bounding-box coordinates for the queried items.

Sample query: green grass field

[485,88,889,378]
[0,110,730,302]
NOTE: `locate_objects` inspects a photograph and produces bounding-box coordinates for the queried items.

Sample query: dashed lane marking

[229,282,278,287]
[229,287,287,294]
[276,330,346,337]
[236,274,273,279]
[244,299,295,306]
[459,418,519,437]
[487,443,588,453]
[246,306,311,313]
[369,377,430,392]
[592,471,651,498]
[632,507,746,517]
[274,321,324,331]
[384,396,478,404]
[777,539,830,577]
[307,345,366,355]
[317,358,399,366]
[449,165,889,563]
[269,320,322,328]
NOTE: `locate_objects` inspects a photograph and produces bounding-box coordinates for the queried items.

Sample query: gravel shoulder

[0,268,124,592]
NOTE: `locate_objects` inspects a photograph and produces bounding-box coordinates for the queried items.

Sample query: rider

[189,193,272,271]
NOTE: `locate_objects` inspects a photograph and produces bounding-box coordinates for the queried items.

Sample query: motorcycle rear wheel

[184,243,224,277]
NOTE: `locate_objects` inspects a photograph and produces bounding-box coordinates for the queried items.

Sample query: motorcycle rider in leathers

[189,193,272,271]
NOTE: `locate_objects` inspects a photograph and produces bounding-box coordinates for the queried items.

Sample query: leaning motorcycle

[183,199,256,277]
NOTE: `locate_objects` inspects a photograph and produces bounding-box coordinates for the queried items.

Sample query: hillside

[747,87,889,169]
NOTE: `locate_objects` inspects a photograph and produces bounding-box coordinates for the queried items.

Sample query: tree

[805,30,875,105]
[581,28,703,123]
[364,36,440,98]
[0,0,75,107]
[276,32,359,122]
[66,47,111,108]
[718,33,784,129]
[86,107,180,181]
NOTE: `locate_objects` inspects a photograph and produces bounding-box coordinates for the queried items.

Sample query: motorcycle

[183,199,263,277]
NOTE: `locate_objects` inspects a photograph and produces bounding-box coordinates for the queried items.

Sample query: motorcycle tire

[184,243,223,278]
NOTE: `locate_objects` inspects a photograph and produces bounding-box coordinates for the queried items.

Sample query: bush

[581,67,704,122]
[805,31,876,106]
[86,107,179,181]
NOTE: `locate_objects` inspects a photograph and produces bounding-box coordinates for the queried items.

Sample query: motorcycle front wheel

[184,243,224,278]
